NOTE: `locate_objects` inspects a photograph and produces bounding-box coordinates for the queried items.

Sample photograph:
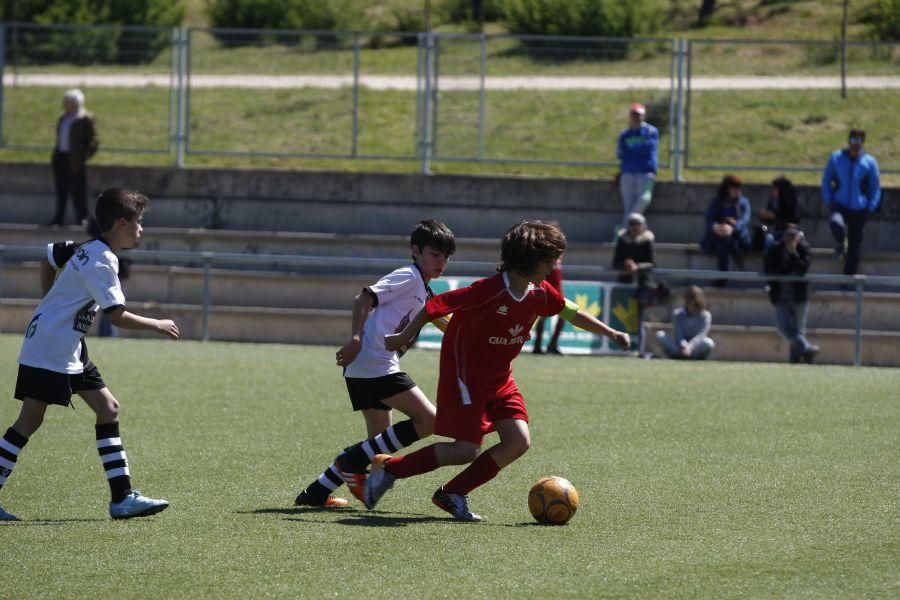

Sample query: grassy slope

[1,334,898,598]
[1,0,897,184]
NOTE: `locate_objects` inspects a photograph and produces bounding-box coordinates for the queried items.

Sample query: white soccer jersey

[18,239,126,374]
[343,264,432,379]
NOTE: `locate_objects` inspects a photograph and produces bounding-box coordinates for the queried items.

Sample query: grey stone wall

[1,163,896,249]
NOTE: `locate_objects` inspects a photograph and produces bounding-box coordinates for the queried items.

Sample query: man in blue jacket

[616,103,658,239]
[821,129,881,276]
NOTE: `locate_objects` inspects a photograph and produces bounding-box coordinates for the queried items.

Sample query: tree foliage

[2,0,184,64]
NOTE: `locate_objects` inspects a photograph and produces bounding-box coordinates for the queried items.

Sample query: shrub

[440,0,505,25]
[501,0,662,38]
[500,0,663,60]
[858,0,900,42]
[208,0,362,32]
[3,0,183,65]
[207,0,363,48]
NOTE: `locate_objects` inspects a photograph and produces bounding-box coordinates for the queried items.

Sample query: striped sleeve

[47,241,78,269]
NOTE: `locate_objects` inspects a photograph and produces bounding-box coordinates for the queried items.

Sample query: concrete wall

[4,261,899,330]
[1,163,897,249]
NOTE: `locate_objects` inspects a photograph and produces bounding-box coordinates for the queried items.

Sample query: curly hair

[499,220,567,275]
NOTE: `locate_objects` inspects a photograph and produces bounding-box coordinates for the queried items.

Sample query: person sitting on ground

[655,285,715,360]
[763,224,820,364]
[701,175,752,284]
[758,176,802,255]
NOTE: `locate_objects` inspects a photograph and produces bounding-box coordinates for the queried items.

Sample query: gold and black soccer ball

[528,476,580,525]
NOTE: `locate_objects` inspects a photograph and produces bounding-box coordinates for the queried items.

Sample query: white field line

[4,73,900,91]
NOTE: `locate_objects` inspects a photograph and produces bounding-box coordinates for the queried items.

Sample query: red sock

[443,451,501,496]
[385,445,439,479]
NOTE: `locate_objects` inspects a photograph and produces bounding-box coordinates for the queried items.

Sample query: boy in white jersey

[0,188,180,522]
[294,220,456,507]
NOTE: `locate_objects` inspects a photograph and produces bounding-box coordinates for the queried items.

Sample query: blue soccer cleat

[432,487,482,522]
[0,503,19,521]
[109,491,169,520]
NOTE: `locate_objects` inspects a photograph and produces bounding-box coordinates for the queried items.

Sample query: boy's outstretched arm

[560,299,630,349]
[385,307,431,352]
[336,289,375,367]
[106,307,180,340]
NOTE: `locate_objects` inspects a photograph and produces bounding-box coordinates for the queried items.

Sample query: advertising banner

[416,278,640,354]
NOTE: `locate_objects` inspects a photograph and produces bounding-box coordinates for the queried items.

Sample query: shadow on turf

[247,506,458,526]
[1,518,106,526]
[246,507,545,527]
[245,507,351,515]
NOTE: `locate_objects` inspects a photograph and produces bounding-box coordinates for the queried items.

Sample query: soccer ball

[528,476,580,525]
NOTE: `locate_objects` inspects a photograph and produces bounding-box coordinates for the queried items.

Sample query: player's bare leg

[11,398,48,438]
[434,419,530,521]
[337,387,435,504]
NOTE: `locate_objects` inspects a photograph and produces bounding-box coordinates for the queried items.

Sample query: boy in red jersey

[364,221,630,521]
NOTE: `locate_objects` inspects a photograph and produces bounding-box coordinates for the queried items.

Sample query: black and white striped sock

[96,423,132,503]
[344,420,420,471]
[0,428,28,492]
[301,462,345,502]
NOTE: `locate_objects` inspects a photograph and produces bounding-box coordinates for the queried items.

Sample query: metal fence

[1,23,898,175]
[2,243,899,366]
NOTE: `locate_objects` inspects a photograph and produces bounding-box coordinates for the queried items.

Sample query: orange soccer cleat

[335,455,368,505]
[294,491,349,508]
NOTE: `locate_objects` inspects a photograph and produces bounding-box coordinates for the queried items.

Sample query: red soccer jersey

[425,272,565,405]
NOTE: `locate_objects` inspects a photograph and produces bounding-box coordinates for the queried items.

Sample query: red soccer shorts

[434,378,529,445]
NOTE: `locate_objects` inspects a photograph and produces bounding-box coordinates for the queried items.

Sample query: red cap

[629,103,646,115]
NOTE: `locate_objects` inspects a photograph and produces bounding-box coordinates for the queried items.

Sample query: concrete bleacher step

[3,223,900,276]
[1,299,348,346]
[4,261,900,332]
[4,298,896,367]
[644,322,900,367]
[699,287,900,331]
[4,261,900,331]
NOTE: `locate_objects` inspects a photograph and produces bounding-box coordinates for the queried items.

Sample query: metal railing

[2,243,899,366]
[3,23,898,177]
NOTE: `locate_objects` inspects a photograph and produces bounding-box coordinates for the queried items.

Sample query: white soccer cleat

[0,504,19,521]
[363,454,395,509]
[109,491,169,520]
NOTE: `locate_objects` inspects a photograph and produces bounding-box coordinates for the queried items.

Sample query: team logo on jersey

[489,323,528,346]
[496,305,509,315]
[73,300,98,334]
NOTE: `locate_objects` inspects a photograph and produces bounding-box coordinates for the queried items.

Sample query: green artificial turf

[1,334,897,597]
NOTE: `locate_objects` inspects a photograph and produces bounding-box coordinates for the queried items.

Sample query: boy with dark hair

[293,219,456,507]
[0,188,180,521]
[364,220,630,521]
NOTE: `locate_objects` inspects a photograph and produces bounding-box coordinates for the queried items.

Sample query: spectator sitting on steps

[655,285,715,360]
[701,175,752,287]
